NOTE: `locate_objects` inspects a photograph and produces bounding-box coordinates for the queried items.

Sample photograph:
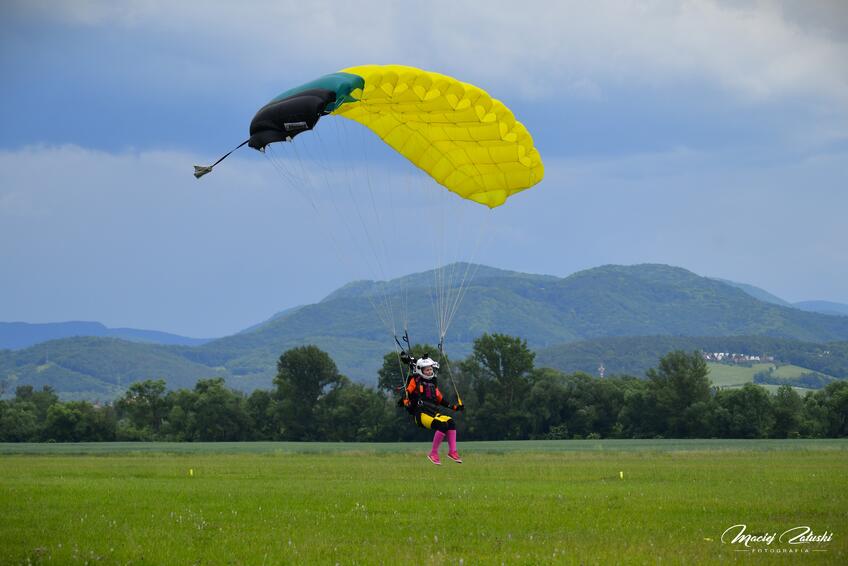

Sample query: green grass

[707,362,773,387]
[771,364,828,379]
[706,362,825,393]
[2,441,846,564]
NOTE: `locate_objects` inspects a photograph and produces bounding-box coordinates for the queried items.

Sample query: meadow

[1,440,846,564]
[706,362,820,392]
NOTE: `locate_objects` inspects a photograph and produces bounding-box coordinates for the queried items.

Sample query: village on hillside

[701,352,776,364]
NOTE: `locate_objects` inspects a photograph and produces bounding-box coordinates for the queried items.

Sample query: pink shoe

[428,453,441,465]
[447,451,462,464]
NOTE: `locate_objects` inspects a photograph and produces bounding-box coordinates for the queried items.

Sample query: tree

[316,380,395,441]
[15,385,59,422]
[800,391,828,438]
[714,384,775,438]
[274,346,344,440]
[646,351,712,437]
[771,385,803,438]
[66,401,116,441]
[161,389,197,441]
[246,389,276,440]
[525,368,572,438]
[470,333,534,406]
[191,378,250,441]
[116,379,170,435]
[0,400,40,442]
[43,403,82,442]
[464,333,535,439]
[811,381,848,437]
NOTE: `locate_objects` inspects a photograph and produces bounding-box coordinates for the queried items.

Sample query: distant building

[701,352,775,364]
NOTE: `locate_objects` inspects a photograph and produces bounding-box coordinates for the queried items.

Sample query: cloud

[7,0,847,105]
[0,142,496,335]
[2,3,846,335]
[519,144,848,303]
[0,144,325,335]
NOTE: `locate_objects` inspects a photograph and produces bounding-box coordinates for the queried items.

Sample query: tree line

[1,334,846,442]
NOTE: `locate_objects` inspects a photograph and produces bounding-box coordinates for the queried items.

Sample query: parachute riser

[438,337,463,407]
[394,333,412,401]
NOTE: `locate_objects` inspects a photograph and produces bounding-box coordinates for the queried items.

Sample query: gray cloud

[7,0,847,105]
[2,142,846,336]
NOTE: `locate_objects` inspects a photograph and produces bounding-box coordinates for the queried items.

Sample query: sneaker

[427,453,441,465]
[447,451,462,464]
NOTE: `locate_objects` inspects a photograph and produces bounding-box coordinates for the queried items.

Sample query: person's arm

[401,376,416,407]
[437,386,464,411]
[436,387,451,408]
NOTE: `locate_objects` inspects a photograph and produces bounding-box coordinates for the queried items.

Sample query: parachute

[247,65,544,208]
[196,65,544,388]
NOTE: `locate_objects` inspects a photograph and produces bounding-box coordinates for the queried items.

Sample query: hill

[0,321,211,350]
[711,278,793,307]
[794,300,848,317]
[0,337,223,401]
[535,334,848,384]
[709,279,848,317]
[4,263,848,399]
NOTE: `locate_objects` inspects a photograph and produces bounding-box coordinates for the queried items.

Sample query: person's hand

[452,403,465,412]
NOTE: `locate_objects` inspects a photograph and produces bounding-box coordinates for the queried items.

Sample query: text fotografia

[721,524,833,553]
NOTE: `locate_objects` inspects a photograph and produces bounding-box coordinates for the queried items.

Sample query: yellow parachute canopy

[333,65,544,208]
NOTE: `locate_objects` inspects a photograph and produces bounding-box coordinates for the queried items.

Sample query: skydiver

[398,354,464,465]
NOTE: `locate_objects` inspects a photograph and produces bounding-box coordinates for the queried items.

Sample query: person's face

[422,365,434,377]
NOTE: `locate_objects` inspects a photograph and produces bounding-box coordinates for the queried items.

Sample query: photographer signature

[721,524,833,548]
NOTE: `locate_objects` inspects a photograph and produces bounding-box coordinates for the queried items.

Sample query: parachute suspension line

[265,144,320,213]
[437,338,463,407]
[397,167,424,337]
[266,142,357,278]
[193,139,249,179]
[351,119,402,339]
[343,97,405,340]
[350,117,403,339]
[426,177,449,349]
[432,134,498,343]
[312,124,397,338]
[267,137,396,337]
[442,210,493,338]
[392,334,410,400]
[432,183,463,347]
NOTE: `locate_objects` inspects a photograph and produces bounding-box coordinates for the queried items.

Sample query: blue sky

[1,1,847,337]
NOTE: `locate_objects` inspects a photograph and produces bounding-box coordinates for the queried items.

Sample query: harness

[408,375,441,414]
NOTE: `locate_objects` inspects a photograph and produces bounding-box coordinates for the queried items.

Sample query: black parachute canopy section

[248,72,365,150]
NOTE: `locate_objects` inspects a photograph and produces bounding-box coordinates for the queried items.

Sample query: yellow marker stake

[619,471,624,480]
[189,469,194,477]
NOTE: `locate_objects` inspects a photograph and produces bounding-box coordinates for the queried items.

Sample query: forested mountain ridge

[4,263,848,399]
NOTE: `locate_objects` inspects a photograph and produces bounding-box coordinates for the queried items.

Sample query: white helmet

[414,357,439,380]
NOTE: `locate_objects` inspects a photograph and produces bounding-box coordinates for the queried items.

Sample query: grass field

[2,440,846,564]
[706,362,823,392]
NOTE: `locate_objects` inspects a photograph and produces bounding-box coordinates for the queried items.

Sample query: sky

[1,0,847,337]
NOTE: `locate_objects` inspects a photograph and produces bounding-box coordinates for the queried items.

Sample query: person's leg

[429,430,445,464]
[445,419,462,463]
[419,412,444,465]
